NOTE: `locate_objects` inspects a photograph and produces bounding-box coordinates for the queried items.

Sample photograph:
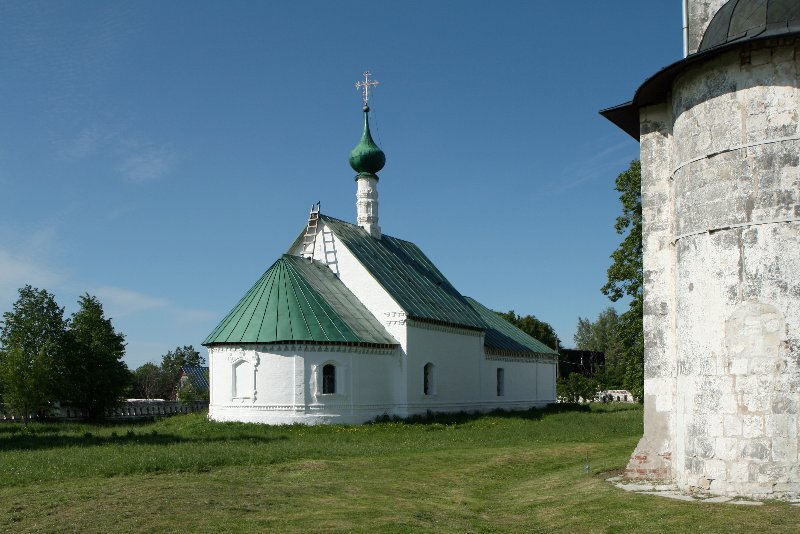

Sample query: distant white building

[203,93,557,424]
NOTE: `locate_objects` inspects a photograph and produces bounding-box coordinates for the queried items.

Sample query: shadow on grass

[369,403,594,426]
[0,429,288,452]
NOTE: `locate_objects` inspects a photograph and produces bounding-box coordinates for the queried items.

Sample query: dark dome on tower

[698,0,800,53]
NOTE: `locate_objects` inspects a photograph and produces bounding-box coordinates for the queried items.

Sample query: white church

[203,76,557,424]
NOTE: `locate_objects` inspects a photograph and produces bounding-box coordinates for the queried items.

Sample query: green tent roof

[318,215,485,330]
[464,297,558,357]
[203,255,397,347]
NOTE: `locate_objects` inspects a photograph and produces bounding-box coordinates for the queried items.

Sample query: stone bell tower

[602,0,800,499]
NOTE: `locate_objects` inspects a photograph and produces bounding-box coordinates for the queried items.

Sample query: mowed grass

[1,405,798,533]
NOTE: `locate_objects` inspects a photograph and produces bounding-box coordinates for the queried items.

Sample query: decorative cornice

[212,343,395,356]
[484,350,557,363]
[407,318,484,337]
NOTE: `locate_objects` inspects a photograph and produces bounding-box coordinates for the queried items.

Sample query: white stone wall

[405,321,555,415]
[635,39,800,498]
[626,102,678,480]
[208,345,400,424]
[670,42,800,497]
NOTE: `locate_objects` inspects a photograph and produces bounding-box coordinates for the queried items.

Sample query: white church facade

[203,81,557,425]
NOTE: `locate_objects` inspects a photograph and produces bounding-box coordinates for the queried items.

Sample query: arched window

[322,364,336,394]
[423,362,436,395]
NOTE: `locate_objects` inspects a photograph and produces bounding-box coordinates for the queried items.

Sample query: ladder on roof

[300,202,321,261]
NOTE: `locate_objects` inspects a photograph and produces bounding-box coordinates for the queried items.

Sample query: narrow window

[496,368,505,397]
[322,364,336,394]
[424,362,435,395]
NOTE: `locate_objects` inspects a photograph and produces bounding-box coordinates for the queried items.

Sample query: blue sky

[0,1,681,369]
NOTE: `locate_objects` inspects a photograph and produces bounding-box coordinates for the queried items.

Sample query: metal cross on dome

[355,71,379,107]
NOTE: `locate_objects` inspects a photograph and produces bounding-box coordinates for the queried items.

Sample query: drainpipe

[682,0,689,57]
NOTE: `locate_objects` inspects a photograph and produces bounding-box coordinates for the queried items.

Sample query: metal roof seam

[285,262,332,341]
[291,260,356,341]
[306,262,367,339]
[231,265,276,343]
[285,261,314,340]
[205,265,271,343]
[252,262,279,343]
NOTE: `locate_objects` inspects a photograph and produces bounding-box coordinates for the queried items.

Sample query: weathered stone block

[740,439,771,461]
[742,416,765,439]
[771,438,798,463]
[705,458,728,480]
[729,461,750,483]
[724,414,743,437]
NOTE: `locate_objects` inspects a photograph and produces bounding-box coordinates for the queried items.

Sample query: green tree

[177,370,209,405]
[158,345,205,399]
[602,160,644,400]
[62,294,129,421]
[0,286,68,419]
[556,372,601,403]
[573,307,626,388]
[496,311,560,351]
[133,362,169,399]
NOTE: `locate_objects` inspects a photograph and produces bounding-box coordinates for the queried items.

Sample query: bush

[556,373,601,403]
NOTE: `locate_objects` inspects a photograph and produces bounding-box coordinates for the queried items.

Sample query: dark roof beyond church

[601,0,800,139]
[181,366,209,392]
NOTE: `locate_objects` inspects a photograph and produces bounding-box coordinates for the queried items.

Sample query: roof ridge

[319,213,418,246]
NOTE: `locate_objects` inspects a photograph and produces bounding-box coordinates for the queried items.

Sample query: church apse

[603,0,800,499]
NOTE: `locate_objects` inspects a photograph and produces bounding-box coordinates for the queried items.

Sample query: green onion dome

[349,108,385,176]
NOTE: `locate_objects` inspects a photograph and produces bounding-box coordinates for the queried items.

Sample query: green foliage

[61,294,129,421]
[496,310,560,351]
[556,372,601,403]
[158,345,204,400]
[177,372,209,404]
[132,363,170,399]
[574,307,626,388]
[161,345,204,378]
[602,160,644,400]
[0,286,68,419]
[132,346,206,400]
[602,160,642,303]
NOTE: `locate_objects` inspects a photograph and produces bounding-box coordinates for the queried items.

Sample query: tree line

[0,285,206,421]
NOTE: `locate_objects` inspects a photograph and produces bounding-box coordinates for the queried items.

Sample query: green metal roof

[464,297,558,357]
[203,255,397,347]
[319,215,485,330]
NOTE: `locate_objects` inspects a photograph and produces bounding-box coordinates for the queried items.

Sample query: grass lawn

[1,404,798,533]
